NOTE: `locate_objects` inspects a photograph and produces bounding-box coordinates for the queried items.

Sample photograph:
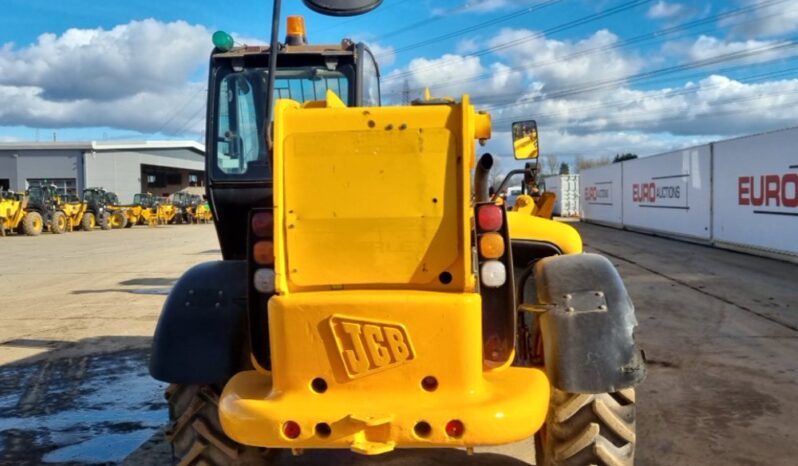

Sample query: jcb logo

[329,316,415,379]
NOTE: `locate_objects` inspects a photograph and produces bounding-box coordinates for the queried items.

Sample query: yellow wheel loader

[150,3,646,465]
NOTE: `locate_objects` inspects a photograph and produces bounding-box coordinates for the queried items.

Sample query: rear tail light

[251,211,274,238]
[474,201,516,368]
[248,208,276,370]
[253,268,275,294]
[445,419,465,438]
[253,241,274,265]
[283,421,301,439]
[479,232,505,259]
[480,260,506,287]
[477,204,502,231]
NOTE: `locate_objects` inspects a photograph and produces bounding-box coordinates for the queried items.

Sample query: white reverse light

[253,268,275,294]
[480,260,506,288]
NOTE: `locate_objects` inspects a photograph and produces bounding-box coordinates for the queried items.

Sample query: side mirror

[302,0,382,16]
[512,120,539,160]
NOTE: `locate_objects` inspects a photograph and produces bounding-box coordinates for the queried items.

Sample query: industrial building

[0,140,205,203]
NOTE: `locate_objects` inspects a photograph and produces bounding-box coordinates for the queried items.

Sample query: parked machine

[24,184,86,234]
[82,187,128,230]
[169,191,200,224]
[0,191,31,236]
[149,3,646,465]
[124,192,176,226]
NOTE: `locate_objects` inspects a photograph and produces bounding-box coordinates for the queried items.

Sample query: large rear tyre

[166,384,272,466]
[51,211,67,234]
[21,212,43,236]
[99,212,112,230]
[81,212,96,231]
[109,211,127,229]
[535,387,636,466]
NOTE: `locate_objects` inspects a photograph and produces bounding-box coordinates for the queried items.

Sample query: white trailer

[579,164,623,226]
[543,174,580,217]
[712,127,798,260]
[621,145,712,241]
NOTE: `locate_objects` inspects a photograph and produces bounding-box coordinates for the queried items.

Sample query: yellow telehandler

[0,191,31,236]
[23,184,86,234]
[125,192,177,226]
[150,3,645,465]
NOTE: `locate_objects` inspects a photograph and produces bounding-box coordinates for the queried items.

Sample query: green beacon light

[212,31,234,52]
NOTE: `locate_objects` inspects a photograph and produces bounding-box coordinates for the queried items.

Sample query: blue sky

[1,0,797,171]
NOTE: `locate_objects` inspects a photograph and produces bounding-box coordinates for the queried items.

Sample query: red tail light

[251,211,274,238]
[445,419,465,438]
[477,204,502,231]
[283,421,301,439]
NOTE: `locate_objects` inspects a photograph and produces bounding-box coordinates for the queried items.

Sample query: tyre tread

[537,388,636,466]
[166,384,271,466]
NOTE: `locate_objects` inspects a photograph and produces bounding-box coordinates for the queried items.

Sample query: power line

[490,61,798,124]
[383,0,792,97]
[150,86,206,135]
[480,37,798,112]
[377,0,563,58]
[170,100,207,136]
[383,0,656,83]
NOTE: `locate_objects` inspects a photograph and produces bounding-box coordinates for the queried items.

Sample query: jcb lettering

[384,327,411,363]
[332,317,415,377]
[363,324,391,367]
[341,322,371,374]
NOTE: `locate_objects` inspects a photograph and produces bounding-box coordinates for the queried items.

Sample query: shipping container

[579,163,623,226]
[621,145,712,241]
[543,174,580,217]
[712,127,798,259]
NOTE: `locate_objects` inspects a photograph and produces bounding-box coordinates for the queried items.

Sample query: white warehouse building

[0,140,205,203]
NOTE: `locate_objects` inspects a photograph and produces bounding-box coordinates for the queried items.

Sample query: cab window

[361,47,380,106]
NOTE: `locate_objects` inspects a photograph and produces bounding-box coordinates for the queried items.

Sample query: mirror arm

[492,168,527,201]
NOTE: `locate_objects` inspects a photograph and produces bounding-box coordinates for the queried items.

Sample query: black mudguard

[149,260,248,384]
[534,253,646,393]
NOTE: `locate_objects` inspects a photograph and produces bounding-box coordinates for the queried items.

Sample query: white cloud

[456,37,480,55]
[461,0,526,13]
[367,42,396,66]
[488,74,798,139]
[0,19,210,101]
[666,35,796,66]
[382,53,524,102]
[0,82,207,134]
[730,0,798,37]
[647,1,685,19]
[488,28,642,90]
[0,19,213,135]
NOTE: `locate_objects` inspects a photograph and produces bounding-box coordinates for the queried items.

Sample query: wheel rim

[34,218,42,230]
[90,217,96,229]
[57,217,66,230]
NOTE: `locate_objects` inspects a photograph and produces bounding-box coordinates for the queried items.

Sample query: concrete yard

[0,222,796,465]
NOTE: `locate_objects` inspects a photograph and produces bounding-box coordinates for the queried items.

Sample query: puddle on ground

[0,348,166,465]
